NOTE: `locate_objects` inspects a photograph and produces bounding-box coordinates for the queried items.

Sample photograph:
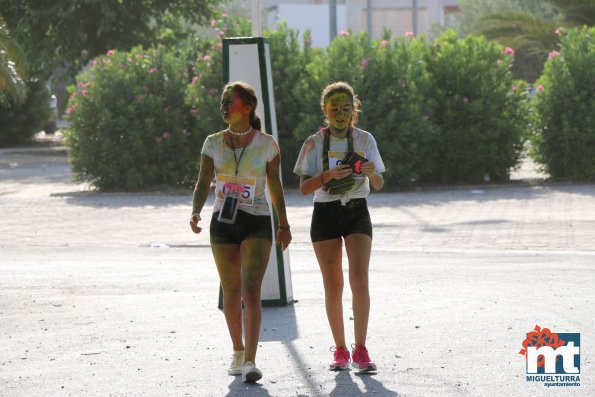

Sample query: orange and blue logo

[519,325,580,387]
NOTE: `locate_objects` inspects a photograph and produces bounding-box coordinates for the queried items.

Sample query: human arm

[190,154,215,234]
[266,153,292,250]
[298,164,353,195]
[361,161,384,190]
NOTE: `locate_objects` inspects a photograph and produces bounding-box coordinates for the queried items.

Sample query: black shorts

[210,210,272,245]
[310,198,373,242]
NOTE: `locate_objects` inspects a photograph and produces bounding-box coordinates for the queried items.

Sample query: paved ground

[1,140,594,396]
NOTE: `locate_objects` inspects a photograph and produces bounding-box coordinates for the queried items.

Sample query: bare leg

[313,238,346,348]
[211,243,243,351]
[240,238,272,364]
[344,233,372,346]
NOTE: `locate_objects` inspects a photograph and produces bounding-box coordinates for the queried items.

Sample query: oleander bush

[530,27,595,181]
[65,46,197,190]
[65,16,531,190]
[424,31,529,184]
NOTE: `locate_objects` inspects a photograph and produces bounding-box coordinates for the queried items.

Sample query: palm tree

[477,0,595,56]
[0,16,27,104]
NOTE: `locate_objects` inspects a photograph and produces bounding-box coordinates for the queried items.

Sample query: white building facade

[256,0,460,46]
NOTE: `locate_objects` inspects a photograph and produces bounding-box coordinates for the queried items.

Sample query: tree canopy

[0,0,222,80]
[0,16,27,105]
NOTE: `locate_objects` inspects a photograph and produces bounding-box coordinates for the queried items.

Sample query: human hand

[189,215,202,234]
[275,228,292,251]
[330,164,353,180]
[361,161,376,176]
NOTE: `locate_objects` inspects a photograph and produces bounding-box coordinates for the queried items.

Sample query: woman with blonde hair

[294,81,385,372]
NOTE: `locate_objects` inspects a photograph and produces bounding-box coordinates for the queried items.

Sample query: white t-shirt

[293,127,386,203]
[201,129,279,216]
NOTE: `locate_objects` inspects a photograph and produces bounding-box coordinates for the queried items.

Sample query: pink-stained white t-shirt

[293,127,385,203]
[202,129,279,216]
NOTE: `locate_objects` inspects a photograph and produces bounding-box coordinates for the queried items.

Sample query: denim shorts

[210,210,272,245]
[310,198,373,242]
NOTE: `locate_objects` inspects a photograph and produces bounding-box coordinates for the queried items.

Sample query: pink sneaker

[329,346,350,370]
[351,345,377,373]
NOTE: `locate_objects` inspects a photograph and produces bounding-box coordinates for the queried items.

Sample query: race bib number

[216,175,256,206]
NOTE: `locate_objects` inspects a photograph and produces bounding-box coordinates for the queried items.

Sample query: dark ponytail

[223,81,262,131]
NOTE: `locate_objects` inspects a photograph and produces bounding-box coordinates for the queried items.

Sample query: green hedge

[424,31,528,183]
[65,46,199,190]
[530,27,595,181]
[65,20,530,190]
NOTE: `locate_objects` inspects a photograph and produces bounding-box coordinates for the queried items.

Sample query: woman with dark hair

[294,81,385,373]
[190,81,291,383]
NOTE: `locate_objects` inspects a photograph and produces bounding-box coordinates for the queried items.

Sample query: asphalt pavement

[1,138,594,397]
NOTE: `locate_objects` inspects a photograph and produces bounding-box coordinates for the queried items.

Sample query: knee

[222,284,241,300]
[349,275,369,293]
[324,278,344,298]
[242,283,261,304]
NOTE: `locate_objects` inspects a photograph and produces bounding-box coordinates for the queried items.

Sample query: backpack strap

[323,127,353,171]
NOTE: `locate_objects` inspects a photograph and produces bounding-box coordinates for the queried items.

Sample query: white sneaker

[228,350,244,375]
[242,361,262,383]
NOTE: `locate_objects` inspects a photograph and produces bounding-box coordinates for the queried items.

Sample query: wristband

[278,225,291,231]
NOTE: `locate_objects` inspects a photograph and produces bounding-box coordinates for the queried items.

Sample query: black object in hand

[341,152,368,174]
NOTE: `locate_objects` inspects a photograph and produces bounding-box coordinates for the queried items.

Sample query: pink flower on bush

[359,58,370,71]
[191,76,199,85]
[405,31,414,37]
[82,90,88,97]
[511,85,518,92]
[163,106,169,113]
[536,85,544,93]
[107,49,115,56]
[217,42,223,49]
[203,54,211,62]
[190,108,198,115]
[380,40,389,48]
[162,132,170,139]
[70,92,78,99]
[340,31,350,37]
[548,50,560,61]
[66,107,75,115]
[92,59,98,66]
[77,82,85,88]
[504,47,515,56]
[222,12,228,17]
[211,19,217,28]
[555,27,564,36]
[149,67,158,73]
[209,88,219,96]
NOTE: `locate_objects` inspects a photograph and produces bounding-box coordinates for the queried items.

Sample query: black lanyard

[323,127,353,171]
[227,135,247,176]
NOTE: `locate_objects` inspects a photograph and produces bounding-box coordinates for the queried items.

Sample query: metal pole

[412,0,418,36]
[366,0,372,37]
[329,0,337,42]
[252,0,261,36]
